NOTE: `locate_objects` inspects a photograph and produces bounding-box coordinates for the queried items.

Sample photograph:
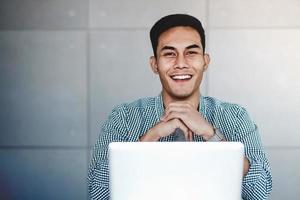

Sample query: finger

[168,102,194,109]
[188,130,193,141]
[180,122,190,141]
[161,106,187,121]
[163,111,187,123]
[187,129,191,141]
[163,102,197,119]
[183,126,189,141]
[161,105,190,120]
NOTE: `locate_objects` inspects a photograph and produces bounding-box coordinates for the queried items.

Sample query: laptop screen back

[109,142,244,200]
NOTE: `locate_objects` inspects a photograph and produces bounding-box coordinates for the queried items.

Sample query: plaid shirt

[88,94,272,200]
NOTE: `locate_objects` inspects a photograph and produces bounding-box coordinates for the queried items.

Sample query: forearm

[242,160,272,200]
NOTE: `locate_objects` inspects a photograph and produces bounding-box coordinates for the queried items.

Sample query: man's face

[150,26,210,101]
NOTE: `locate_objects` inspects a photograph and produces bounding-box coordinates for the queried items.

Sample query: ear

[150,56,159,74]
[203,53,210,71]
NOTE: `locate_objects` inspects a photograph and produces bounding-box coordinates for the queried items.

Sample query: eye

[186,51,199,56]
[162,51,176,57]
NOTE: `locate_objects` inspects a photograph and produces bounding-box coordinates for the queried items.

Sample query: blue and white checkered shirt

[88,94,272,200]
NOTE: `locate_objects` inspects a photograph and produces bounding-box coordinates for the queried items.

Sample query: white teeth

[171,75,192,80]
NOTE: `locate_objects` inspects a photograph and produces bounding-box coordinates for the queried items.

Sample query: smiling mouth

[170,74,192,81]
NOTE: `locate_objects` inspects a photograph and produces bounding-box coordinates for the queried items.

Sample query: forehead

[157,26,202,49]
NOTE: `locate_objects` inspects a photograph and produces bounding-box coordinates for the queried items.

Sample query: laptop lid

[109,142,244,200]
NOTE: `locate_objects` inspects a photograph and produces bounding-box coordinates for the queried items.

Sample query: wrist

[139,128,161,142]
[206,128,225,142]
[202,126,215,141]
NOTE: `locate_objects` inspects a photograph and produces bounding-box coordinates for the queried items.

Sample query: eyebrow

[160,46,176,51]
[160,44,202,52]
[186,44,201,50]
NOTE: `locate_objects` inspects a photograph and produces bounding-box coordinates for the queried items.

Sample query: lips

[170,74,192,80]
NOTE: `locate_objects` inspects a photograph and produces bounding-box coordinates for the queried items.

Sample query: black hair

[150,14,205,57]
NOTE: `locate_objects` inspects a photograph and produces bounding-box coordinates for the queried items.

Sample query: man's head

[150,14,206,57]
[149,14,210,102]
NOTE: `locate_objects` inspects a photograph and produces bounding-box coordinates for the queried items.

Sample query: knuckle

[173,118,180,123]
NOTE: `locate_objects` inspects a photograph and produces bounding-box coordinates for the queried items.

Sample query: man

[88,14,272,200]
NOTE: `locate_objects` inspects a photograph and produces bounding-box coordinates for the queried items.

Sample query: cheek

[157,60,174,72]
[189,59,206,70]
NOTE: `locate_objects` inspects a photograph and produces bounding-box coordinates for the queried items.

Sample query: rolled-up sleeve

[232,107,272,200]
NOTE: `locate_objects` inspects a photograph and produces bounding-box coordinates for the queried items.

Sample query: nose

[174,54,188,69]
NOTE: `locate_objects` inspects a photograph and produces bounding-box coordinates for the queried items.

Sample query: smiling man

[88,14,272,200]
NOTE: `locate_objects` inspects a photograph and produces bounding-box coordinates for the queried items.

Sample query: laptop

[109,142,244,200]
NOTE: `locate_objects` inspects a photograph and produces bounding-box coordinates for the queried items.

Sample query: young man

[88,14,272,200]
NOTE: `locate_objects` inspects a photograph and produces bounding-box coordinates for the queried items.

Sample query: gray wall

[0,0,299,199]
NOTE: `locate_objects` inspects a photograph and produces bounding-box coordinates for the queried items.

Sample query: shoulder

[109,96,157,120]
[116,96,156,112]
[202,96,247,116]
[102,96,157,129]
[105,96,159,137]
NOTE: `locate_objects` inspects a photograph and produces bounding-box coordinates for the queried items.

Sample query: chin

[171,92,193,100]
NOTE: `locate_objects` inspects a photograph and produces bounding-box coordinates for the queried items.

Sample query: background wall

[0,0,299,199]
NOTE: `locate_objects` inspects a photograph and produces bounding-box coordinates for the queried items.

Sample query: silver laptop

[109,142,244,200]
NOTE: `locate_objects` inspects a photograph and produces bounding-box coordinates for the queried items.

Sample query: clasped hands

[140,101,215,142]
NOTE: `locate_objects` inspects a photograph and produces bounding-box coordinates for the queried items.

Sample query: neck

[162,91,200,109]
